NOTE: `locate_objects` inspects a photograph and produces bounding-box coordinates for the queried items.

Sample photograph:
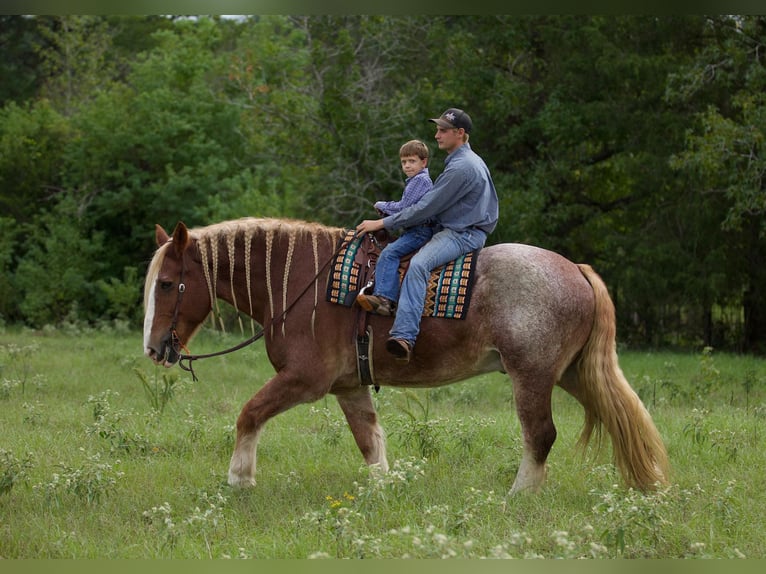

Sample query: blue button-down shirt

[383,143,498,235]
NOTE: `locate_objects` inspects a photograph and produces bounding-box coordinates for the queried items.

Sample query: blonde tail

[576,264,669,490]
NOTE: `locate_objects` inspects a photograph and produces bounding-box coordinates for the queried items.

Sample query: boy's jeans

[373,225,434,302]
[389,227,487,344]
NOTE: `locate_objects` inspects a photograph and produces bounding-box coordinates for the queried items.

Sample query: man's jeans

[389,227,487,344]
[373,225,434,302]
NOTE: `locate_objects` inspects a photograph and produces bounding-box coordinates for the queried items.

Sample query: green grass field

[1,325,765,558]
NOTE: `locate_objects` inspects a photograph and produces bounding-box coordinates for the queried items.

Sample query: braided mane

[189,217,344,335]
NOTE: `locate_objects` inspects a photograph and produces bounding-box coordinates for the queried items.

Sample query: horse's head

[143,222,211,367]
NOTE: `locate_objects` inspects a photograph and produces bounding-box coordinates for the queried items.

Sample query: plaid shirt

[374,168,433,215]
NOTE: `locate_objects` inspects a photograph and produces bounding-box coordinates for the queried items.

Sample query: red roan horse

[143,217,669,494]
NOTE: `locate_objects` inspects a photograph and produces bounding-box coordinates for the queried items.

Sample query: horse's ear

[155,224,170,247]
[171,221,190,257]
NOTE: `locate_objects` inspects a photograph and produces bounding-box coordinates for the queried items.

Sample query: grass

[1,325,765,558]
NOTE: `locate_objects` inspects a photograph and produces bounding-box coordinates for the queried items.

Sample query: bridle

[161,240,266,382]
[167,248,189,360]
[161,229,362,381]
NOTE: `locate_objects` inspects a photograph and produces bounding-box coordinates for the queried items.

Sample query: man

[356,107,499,363]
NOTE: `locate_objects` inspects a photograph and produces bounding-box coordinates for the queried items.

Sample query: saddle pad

[326,230,477,319]
[326,230,367,307]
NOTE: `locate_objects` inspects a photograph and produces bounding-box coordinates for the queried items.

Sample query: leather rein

[165,230,360,381]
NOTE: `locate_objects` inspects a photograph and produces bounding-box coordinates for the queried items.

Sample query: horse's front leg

[228,371,326,487]
[335,386,389,473]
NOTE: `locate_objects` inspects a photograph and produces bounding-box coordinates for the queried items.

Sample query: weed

[353,456,427,505]
[0,342,39,396]
[183,490,230,556]
[183,408,210,443]
[393,390,447,458]
[299,457,428,557]
[706,478,740,525]
[22,400,44,427]
[0,378,17,400]
[590,483,672,557]
[309,406,345,446]
[85,391,150,454]
[299,490,365,557]
[34,450,124,506]
[683,407,710,445]
[441,415,497,455]
[134,367,179,415]
[142,502,178,555]
[693,346,722,398]
[741,369,759,412]
[0,448,34,496]
[448,486,499,535]
[709,428,741,461]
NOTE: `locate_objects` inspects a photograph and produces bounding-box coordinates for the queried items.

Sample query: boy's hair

[399,139,429,160]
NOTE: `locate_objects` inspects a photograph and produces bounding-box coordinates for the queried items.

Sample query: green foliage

[0,16,43,105]
[14,196,105,327]
[96,266,143,324]
[0,99,71,225]
[0,217,20,321]
[392,390,447,459]
[1,448,34,496]
[34,451,124,506]
[134,368,179,416]
[33,16,117,116]
[2,15,766,350]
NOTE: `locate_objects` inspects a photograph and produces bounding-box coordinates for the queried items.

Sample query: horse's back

[475,243,594,307]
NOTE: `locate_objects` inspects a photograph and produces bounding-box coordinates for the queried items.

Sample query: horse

[142,217,669,494]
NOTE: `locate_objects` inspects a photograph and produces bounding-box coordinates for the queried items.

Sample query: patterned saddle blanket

[326,229,477,319]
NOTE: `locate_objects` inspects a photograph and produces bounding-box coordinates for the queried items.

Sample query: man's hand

[356,219,385,234]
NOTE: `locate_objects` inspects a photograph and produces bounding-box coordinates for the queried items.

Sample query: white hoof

[228,472,256,488]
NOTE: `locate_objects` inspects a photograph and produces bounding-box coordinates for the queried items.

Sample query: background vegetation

[2,15,766,352]
[1,327,765,558]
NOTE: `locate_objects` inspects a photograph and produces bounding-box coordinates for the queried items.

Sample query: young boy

[356,139,435,316]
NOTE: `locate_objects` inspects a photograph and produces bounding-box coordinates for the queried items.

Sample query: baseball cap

[429,108,472,134]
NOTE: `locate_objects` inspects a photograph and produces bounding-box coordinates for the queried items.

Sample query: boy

[356,139,435,316]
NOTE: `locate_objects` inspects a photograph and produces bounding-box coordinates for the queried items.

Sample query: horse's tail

[575,264,669,490]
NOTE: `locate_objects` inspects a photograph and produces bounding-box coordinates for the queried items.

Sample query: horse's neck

[200,222,342,326]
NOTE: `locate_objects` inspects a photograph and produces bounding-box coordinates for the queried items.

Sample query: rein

[170,229,361,381]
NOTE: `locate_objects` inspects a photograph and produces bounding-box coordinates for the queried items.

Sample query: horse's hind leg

[508,371,557,495]
[335,387,389,473]
[229,371,326,487]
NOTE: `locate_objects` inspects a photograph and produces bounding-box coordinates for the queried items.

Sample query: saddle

[326,229,477,319]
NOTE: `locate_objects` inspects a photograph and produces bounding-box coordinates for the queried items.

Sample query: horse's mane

[189,217,344,243]
[145,217,346,334]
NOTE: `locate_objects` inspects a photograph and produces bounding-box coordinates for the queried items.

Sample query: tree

[669,16,766,351]
[63,17,244,281]
[289,16,443,225]
[0,100,71,225]
[33,15,116,116]
[0,16,43,106]
[14,196,105,327]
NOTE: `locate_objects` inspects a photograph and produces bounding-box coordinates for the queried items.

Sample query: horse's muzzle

[146,332,181,367]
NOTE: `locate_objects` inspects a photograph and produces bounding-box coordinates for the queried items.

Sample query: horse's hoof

[228,474,256,488]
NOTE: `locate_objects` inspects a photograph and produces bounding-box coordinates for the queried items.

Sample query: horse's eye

[159,281,173,291]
